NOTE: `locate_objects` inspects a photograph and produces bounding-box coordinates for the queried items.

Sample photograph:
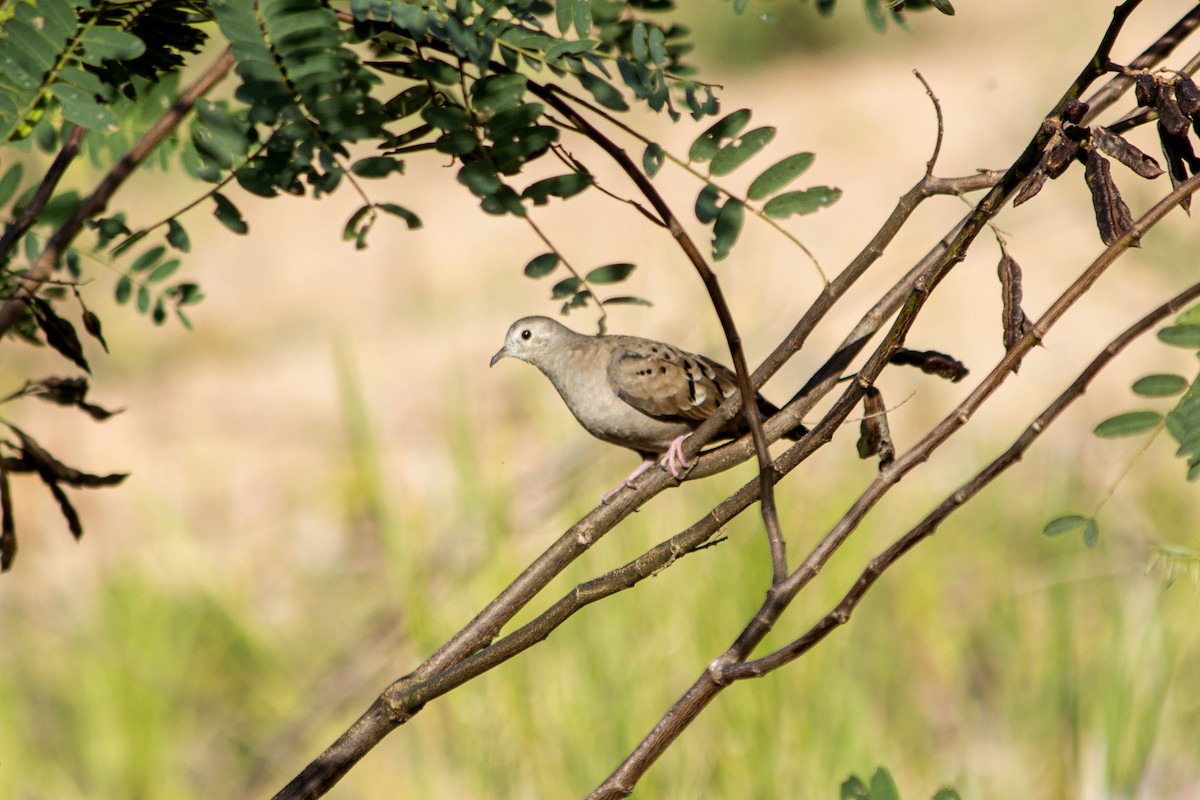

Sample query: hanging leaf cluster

[0,422,126,572]
[683,109,840,261]
[995,249,1036,372]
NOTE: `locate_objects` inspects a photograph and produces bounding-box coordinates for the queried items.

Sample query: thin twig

[914,70,944,178]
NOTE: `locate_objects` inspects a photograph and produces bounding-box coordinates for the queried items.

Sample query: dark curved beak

[489,346,509,368]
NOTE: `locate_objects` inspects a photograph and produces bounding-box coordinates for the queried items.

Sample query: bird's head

[490,316,570,368]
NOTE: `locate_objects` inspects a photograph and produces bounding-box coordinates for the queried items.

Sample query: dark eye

[520,329,532,340]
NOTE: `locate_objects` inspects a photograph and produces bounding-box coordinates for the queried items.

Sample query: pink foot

[661,433,691,479]
[601,457,656,504]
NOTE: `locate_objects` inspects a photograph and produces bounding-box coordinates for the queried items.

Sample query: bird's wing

[607,339,737,423]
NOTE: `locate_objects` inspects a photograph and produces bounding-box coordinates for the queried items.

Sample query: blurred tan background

[2,2,1199,798]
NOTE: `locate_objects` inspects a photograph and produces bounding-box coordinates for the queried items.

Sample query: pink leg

[601,457,656,504]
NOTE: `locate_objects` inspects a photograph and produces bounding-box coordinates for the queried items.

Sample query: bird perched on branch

[490,316,803,501]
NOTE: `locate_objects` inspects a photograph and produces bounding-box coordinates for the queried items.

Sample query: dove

[490,316,802,501]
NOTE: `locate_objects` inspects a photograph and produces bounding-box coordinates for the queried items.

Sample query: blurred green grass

[2,348,1197,799]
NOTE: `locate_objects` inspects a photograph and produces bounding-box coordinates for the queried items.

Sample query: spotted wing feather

[608,340,737,423]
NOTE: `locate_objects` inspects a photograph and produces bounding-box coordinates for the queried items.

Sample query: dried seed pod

[1090,126,1163,178]
[1013,168,1048,207]
[997,251,1034,369]
[34,377,89,407]
[1159,125,1199,212]
[1083,150,1135,245]
[1044,134,1083,179]
[1156,82,1191,137]
[889,349,969,383]
[1060,97,1090,124]
[1062,124,1090,142]
[81,310,109,353]
[1134,73,1158,107]
[856,386,894,469]
[1175,75,1200,117]
[0,466,14,572]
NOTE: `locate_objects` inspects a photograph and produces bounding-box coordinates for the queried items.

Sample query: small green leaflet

[689,109,751,163]
[763,186,842,218]
[551,277,581,299]
[458,162,502,197]
[1157,324,1200,348]
[1131,374,1188,397]
[585,263,635,284]
[709,127,776,177]
[166,219,190,252]
[212,192,248,234]
[578,72,628,112]
[712,198,744,261]
[1093,410,1162,438]
[522,172,593,205]
[524,252,559,278]
[602,296,652,307]
[747,152,815,200]
[643,143,665,178]
[695,183,721,223]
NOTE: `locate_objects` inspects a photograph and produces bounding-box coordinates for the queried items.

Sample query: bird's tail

[755,395,807,441]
